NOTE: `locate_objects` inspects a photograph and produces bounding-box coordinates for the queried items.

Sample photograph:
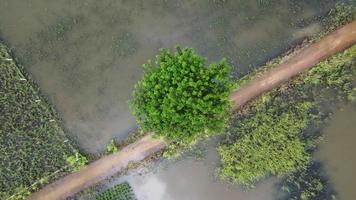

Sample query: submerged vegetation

[130,46,233,153]
[95,182,136,200]
[279,162,336,200]
[0,43,86,199]
[106,139,119,154]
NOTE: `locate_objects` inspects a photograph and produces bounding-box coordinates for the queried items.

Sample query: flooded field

[316,104,356,200]
[0,0,337,154]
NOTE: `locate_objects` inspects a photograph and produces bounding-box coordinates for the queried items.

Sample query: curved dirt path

[29,21,356,200]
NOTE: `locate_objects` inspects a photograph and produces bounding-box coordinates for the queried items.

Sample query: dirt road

[29,21,356,200]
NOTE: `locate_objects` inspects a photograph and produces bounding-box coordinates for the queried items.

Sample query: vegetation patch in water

[218,42,355,187]
[95,182,136,200]
[218,95,312,186]
[130,46,233,157]
[279,162,336,200]
[0,42,86,199]
[217,2,355,189]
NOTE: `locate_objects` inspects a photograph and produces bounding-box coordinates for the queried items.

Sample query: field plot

[0,43,78,199]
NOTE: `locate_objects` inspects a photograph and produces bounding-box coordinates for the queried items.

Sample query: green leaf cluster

[130,46,233,145]
[96,182,136,200]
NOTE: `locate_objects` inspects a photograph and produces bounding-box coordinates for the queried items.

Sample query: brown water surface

[315,104,356,200]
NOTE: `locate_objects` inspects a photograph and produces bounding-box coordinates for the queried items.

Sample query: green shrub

[106,139,118,154]
[65,151,88,171]
[96,182,136,200]
[130,46,233,145]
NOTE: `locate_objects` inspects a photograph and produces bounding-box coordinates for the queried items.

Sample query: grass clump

[0,42,85,199]
[130,46,233,155]
[96,182,136,200]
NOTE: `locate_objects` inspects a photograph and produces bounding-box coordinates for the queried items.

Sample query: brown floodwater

[1,1,354,199]
[315,104,356,200]
[0,0,336,154]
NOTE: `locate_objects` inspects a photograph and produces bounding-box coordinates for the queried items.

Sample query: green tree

[130,46,233,145]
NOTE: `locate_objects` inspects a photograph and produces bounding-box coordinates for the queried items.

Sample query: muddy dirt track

[29,21,356,200]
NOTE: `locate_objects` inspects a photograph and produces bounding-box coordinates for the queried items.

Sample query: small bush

[106,139,118,154]
[65,151,88,171]
[130,46,233,145]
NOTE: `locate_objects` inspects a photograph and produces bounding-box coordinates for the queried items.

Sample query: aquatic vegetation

[0,42,85,199]
[218,41,355,187]
[217,1,356,186]
[37,15,83,44]
[279,162,336,200]
[218,93,312,186]
[96,182,136,200]
[321,2,356,36]
[130,46,233,150]
[112,31,139,58]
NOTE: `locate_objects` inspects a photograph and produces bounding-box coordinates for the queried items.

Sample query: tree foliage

[130,46,233,144]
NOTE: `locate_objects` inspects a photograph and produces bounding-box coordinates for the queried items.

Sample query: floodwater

[110,139,281,200]
[315,104,356,200]
[0,0,336,154]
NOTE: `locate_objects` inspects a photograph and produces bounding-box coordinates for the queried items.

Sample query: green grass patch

[0,42,85,199]
[96,182,136,200]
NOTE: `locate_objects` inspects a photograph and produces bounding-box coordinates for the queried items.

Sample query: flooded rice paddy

[1,0,355,199]
[0,0,336,154]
